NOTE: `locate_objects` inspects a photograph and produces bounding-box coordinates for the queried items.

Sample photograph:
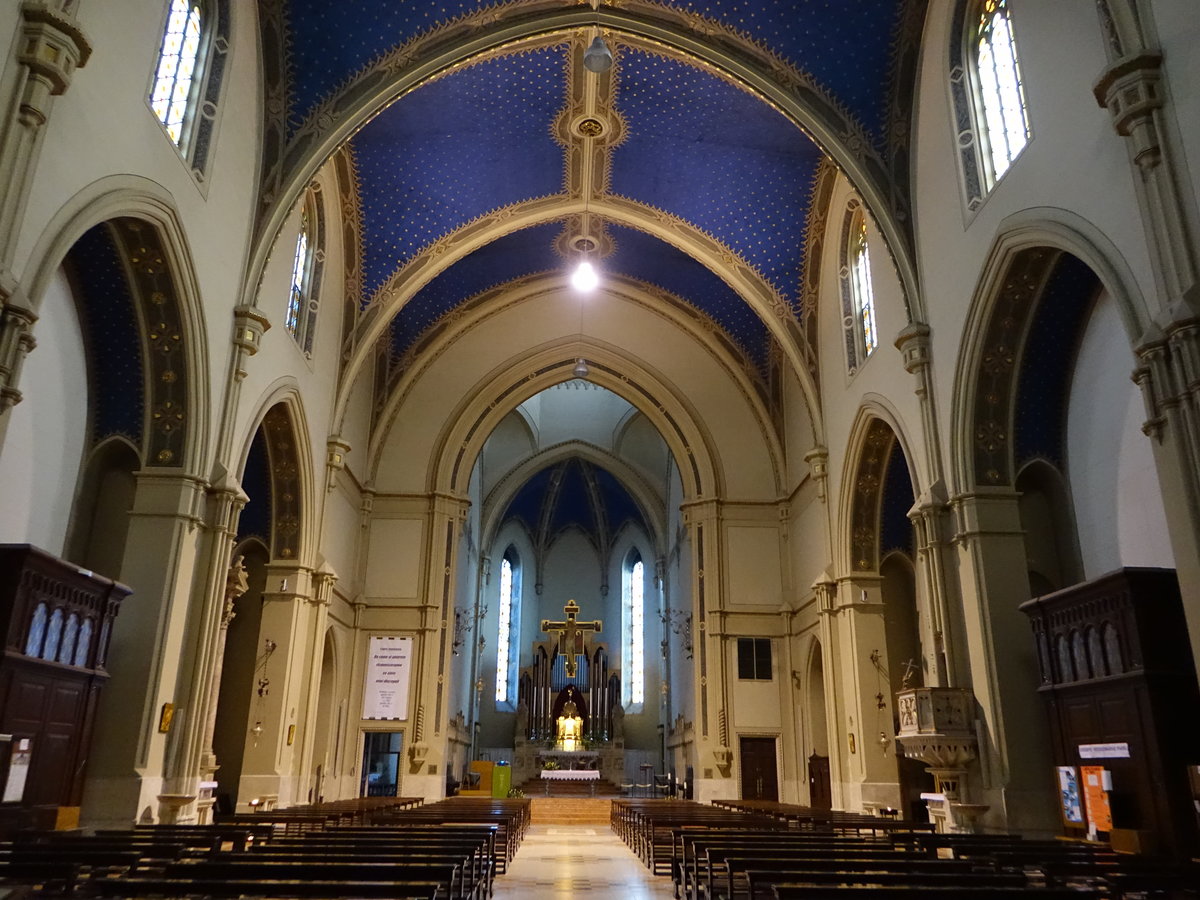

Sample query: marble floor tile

[493,825,675,899]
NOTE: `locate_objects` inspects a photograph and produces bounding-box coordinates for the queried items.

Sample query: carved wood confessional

[0,544,127,832]
[1021,567,1200,858]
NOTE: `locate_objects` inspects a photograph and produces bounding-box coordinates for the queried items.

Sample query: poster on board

[1057,765,1083,825]
[362,636,412,720]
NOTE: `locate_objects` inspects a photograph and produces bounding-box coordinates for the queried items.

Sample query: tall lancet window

[150,0,203,145]
[495,551,520,705]
[840,201,878,372]
[149,0,230,178]
[623,550,645,708]
[975,0,1030,182]
[285,188,324,354]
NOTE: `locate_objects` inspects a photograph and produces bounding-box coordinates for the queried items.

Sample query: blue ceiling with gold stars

[612,49,821,313]
[282,1,907,145]
[352,46,567,299]
[64,225,144,449]
[272,0,920,387]
[387,221,768,373]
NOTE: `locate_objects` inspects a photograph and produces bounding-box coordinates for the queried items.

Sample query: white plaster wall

[0,267,88,553]
[373,287,777,499]
[1066,291,1174,574]
[910,0,1155,485]
[15,4,266,471]
[816,175,925,572]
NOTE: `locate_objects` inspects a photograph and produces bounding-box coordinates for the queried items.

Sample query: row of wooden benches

[610,798,1200,899]
[0,796,531,898]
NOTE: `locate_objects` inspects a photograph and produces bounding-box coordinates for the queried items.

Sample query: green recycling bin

[491,760,512,798]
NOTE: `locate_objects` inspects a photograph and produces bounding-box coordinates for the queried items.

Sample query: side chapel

[2,0,1200,854]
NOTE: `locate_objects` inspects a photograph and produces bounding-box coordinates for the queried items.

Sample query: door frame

[737,733,781,801]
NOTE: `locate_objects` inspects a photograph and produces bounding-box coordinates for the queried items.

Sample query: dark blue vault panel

[352,45,568,302]
[611,48,823,315]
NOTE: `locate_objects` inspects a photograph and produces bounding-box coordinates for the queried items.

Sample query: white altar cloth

[540,769,600,780]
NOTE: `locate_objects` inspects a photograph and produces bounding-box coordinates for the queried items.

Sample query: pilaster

[0,1,91,267]
[1094,39,1200,685]
[679,497,732,803]
[830,575,901,812]
[78,469,209,828]
[950,491,1057,833]
[236,561,315,809]
[150,465,246,822]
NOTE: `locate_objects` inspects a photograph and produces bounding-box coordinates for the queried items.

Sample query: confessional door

[808,753,832,809]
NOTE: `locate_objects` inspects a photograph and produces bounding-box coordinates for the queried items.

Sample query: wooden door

[808,753,832,809]
[739,736,779,801]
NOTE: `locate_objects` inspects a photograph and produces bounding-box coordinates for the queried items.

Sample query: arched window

[622,550,645,708]
[149,0,229,175]
[950,0,1031,207]
[974,0,1030,181]
[285,188,325,354]
[495,551,521,705]
[839,201,878,372]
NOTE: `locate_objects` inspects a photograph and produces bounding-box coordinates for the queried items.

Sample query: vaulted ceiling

[258,1,926,396]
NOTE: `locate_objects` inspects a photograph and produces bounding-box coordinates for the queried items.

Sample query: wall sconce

[661,607,694,659]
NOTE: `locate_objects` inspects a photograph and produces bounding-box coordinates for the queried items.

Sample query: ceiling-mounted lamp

[570,260,599,293]
[573,358,590,378]
[583,35,612,73]
[582,1,612,73]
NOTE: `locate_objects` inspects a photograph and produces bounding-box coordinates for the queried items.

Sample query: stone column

[680,498,733,803]
[812,575,844,807]
[293,560,336,805]
[79,469,209,828]
[950,491,1056,833]
[237,561,314,809]
[830,575,901,813]
[1093,13,1200,683]
[0,2,91,267]
[0,4,90,444]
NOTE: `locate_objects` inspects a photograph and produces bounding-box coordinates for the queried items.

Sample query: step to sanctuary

[529,797,613,825]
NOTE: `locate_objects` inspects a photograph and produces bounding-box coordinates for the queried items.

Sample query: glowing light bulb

[571,261,599,292]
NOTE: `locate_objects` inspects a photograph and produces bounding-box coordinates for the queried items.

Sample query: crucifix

[541,599,602,678]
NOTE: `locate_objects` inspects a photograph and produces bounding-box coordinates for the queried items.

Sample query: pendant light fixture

[582,0,612,73]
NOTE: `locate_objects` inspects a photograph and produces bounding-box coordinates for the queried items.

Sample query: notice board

[362,636,412,720]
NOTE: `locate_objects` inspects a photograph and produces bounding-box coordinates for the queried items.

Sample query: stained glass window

[286,205,310,339]
[495,554,516,703]
[975,0,1030,181]
[850,211,878,360]
[285,190,324,353]
[150,0,203,145]
[623,552,644,706]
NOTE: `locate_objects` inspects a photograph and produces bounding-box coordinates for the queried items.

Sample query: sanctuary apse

[1,0,1200,855]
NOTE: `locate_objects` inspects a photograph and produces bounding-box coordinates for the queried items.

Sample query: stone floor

[493,824,675,899]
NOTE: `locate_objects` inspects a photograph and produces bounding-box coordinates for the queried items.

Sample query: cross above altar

[541,599,602,678]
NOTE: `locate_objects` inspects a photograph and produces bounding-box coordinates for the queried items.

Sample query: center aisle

[492,823,675,899]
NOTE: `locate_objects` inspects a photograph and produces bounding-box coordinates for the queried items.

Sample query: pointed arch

[838,404,921,575]
[949,211,1149,491]
[18,177,212,472]
[235,388,316,564]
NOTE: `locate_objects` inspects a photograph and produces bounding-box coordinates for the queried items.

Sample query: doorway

[808,752,832,809]
[360,731,403,797]
[739,736,779,801]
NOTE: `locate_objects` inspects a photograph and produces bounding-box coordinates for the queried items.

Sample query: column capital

[894,321,932,374]
[18,1,92,126]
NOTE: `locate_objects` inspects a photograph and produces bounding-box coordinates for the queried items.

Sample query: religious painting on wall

[1057,764,1084,825]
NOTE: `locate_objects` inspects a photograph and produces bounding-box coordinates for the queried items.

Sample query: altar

[540,768,601,795]
[510,599,626,787]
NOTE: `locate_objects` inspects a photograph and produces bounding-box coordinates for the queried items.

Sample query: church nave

[492,825,673,900]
